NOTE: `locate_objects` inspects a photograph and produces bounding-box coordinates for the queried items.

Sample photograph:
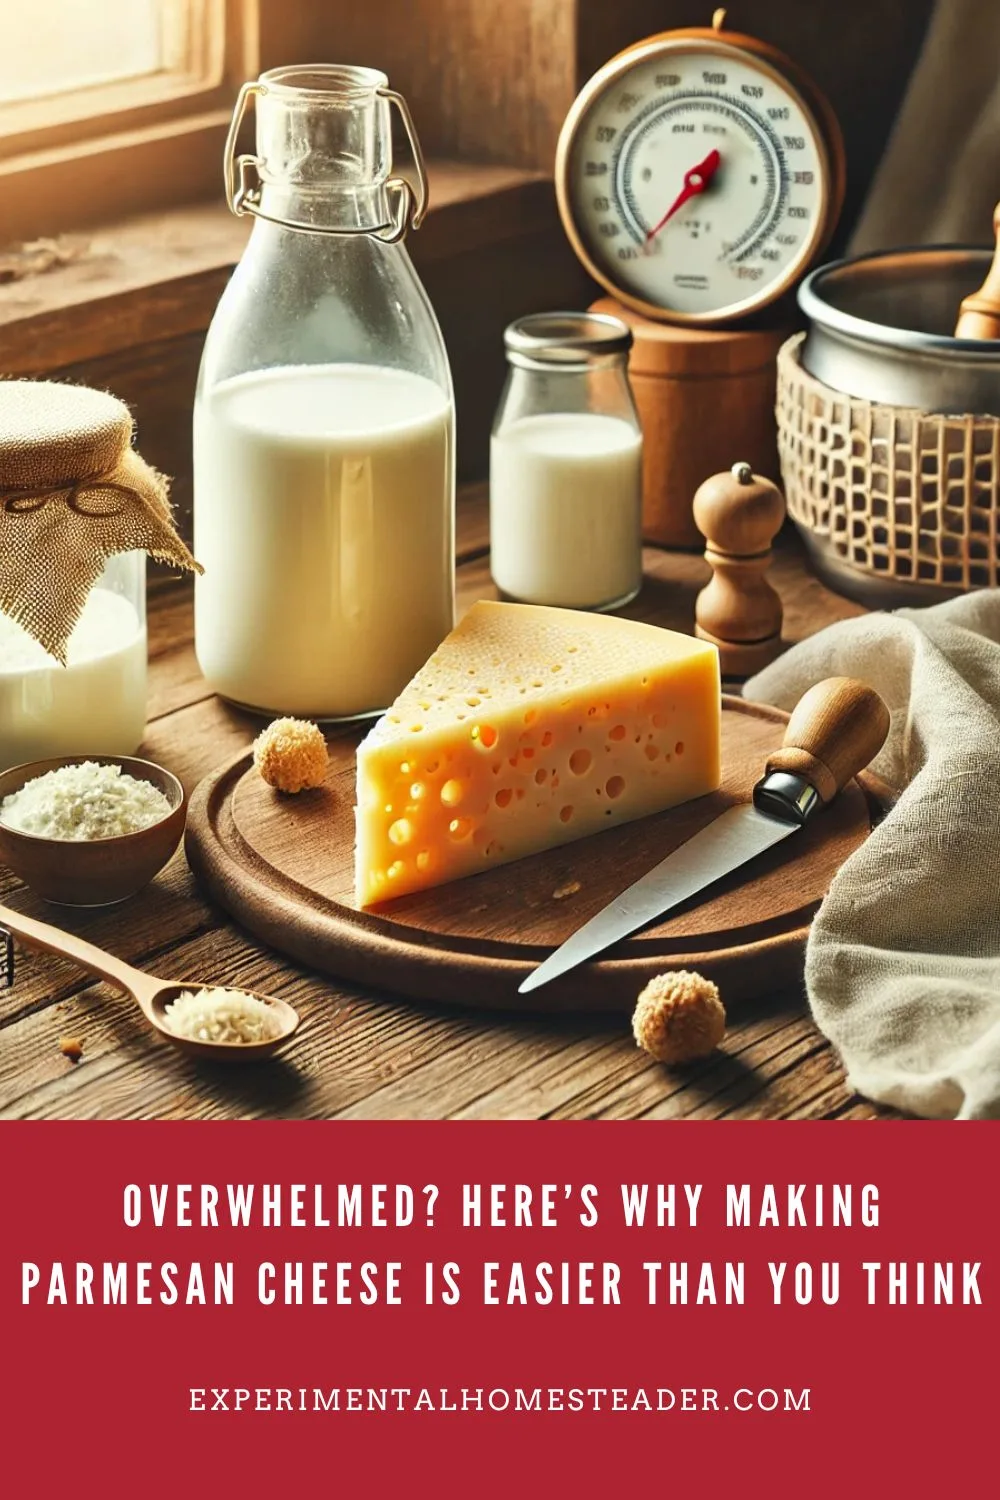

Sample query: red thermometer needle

[645,148,722,242]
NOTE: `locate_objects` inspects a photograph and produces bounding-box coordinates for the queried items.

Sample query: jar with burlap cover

[0,381,199,664]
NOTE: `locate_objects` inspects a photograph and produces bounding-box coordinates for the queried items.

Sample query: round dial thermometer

[555,16,845,324]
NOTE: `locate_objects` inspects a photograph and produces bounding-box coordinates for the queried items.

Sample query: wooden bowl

[0,756,186,906]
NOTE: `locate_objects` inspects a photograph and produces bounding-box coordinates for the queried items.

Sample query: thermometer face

[557,39,832,322]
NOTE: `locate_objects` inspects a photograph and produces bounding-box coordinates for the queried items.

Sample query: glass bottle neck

[256,182,393,235]
[254,65,394,234]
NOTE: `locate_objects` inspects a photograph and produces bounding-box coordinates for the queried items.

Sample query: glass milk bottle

[490,312,643,611]
[0,552,146,772]
[194,66,455,720]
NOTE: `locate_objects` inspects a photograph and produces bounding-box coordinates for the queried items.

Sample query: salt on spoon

[0,901,299,1061]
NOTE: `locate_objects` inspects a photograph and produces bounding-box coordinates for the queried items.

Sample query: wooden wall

[303,0,934,248]
[297,0,578,170]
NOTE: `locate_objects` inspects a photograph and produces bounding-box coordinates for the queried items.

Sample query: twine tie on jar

[0,381,200,665]
[2,470,132,516]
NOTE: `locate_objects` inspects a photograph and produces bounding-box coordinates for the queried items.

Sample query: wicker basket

[776,332,1000,606]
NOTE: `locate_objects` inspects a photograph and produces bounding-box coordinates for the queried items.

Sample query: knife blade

[519,676,890,995]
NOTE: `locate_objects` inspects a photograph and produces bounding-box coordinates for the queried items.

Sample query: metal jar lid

[503,311,632,370]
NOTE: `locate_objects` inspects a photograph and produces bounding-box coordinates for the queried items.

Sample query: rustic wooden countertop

[0,486,891,1121]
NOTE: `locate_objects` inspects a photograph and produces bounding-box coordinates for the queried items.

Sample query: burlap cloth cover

[746,593,1000,1120]
[0,381,198,664]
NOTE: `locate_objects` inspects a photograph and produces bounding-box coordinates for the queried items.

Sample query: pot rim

[798,246,1000,361]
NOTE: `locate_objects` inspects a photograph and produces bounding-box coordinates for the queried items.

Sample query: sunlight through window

[0,1,168,107]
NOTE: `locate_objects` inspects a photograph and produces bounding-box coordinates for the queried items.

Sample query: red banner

[1,1122,994,1494]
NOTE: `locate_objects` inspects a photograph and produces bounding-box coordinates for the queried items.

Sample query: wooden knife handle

[765,676,890,806]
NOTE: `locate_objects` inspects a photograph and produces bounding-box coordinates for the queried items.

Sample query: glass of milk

[194,66,455,721]
[490,312,643,612]
[0,552,147,772]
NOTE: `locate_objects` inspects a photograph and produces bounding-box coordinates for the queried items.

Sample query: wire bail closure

[223,80,429,243]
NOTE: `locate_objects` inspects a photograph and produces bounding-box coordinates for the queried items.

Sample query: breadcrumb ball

[632,970,726,1064]
[253,717,328,793]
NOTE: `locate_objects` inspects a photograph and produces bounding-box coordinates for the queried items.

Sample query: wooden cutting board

[184,697,891,1012]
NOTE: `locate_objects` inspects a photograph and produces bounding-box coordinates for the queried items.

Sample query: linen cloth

[746,593,1000,1119]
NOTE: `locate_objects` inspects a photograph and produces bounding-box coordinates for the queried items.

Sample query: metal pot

[798,247,1000,415]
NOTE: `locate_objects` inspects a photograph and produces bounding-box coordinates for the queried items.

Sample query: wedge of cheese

[354,601,720,907]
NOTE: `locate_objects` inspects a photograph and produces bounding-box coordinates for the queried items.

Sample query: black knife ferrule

[752,770,820,827]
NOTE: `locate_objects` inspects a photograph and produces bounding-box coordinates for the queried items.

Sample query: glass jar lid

[503,311,632,370]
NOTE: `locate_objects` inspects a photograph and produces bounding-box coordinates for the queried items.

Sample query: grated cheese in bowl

[0,761,172,841]
[164,987,282,1045]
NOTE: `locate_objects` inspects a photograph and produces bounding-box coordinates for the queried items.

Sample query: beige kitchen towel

[745,592,1000,1120]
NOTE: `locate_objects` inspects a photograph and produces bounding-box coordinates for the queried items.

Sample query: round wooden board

[185,697,890,1012]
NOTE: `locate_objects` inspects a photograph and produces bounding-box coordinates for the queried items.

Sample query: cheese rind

[354,601,720,907]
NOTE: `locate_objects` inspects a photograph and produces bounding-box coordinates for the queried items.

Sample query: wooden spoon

[954,201,1000,339]
[0,902,300,1061]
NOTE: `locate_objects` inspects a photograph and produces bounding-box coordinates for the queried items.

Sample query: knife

[519,677,890,994]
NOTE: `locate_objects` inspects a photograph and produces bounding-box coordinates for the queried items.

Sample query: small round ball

[253,717,328,793]
[632,970,725,1064]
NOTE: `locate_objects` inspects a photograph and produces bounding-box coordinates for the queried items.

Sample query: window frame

[0,0,257,243]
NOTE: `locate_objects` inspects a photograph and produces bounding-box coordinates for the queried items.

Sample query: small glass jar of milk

[194,66,455,721]
[0,553,147,773]
[490,312,643,611]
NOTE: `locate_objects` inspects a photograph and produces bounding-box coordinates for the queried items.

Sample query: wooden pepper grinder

[954,202,1000,339]
[693,461,786,677]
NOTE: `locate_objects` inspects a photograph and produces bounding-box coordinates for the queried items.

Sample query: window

[0,0,256,242]
[0,2,165,108]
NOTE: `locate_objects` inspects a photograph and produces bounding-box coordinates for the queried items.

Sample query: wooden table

[0,488,890,1121]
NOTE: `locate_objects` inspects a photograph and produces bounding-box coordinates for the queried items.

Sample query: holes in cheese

[354,601,720,907]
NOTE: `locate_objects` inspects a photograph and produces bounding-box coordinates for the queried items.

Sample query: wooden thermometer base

[591,296,789,549]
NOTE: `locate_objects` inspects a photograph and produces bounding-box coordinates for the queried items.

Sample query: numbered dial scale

[555,22,845,324]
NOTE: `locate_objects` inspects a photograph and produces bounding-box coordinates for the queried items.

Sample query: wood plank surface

[0,487,891,1121]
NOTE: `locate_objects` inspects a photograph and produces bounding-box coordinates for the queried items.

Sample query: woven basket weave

[776,332,1000,598]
